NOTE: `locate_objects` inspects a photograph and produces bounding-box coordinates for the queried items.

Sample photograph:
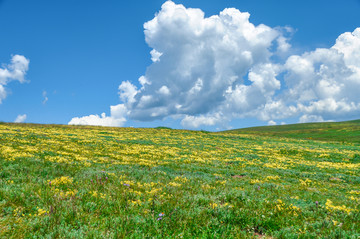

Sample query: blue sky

[1,0,360,130]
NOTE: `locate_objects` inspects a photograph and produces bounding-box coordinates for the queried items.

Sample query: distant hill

[222,119,360,144]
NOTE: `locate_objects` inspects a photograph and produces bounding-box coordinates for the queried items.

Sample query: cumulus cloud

[113,1,288,128]
[118,81,138,105]
[14,114,27,123]
[69,1,360,129]
[269,27,360,122]
[68,104,127,127]
[268,120,277,126]
[181,113,224,129]
[0,55,30,103]
[150,49,163,62]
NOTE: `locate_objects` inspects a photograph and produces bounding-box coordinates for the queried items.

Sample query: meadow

[0,121,359,238]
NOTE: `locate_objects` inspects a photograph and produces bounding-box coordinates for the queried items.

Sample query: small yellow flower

[168,182,182,187]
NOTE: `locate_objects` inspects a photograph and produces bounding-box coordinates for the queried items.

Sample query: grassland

[0,121,359,238]
[224,119,360,144]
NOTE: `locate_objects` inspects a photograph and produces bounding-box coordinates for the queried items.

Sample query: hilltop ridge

[222,119,360,144]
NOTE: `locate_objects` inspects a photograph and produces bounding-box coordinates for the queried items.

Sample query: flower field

[0,122,359,238]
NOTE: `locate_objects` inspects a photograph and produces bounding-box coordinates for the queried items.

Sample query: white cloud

[268,120,277,126]
[138,76,151,88]
[276,36,291,53]
[158,85,171,95]
[14,114,27,123]
[68,104,127,127]
[223,63,281,116]
[150,49,163,62]
[42,91,48,104]
[117,0,287,127]
[234,27,360,124]
[181,113,224,129]
[69,1,360,129]
[0,55,30,104]
[0,85,7,103]
[299,115,324,123]
[110,104,127,119]
[275,27,360,122]
[118,81,138,105]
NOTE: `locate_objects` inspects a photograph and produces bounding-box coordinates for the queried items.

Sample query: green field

[0,121,360,238]
[224,119,360,144]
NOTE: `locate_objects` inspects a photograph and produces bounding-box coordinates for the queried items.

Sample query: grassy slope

[0,122,360,238]
[223,119,360,144]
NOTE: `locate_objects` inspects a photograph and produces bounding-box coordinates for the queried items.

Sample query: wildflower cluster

[325,199,355,215]
[48,176,73,186]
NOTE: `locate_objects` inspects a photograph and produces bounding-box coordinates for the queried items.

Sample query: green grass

[0,121,360,238]
[223,119,360,144]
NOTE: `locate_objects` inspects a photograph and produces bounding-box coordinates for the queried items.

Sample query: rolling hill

[223,119,360,144]
[0,122,359,238]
